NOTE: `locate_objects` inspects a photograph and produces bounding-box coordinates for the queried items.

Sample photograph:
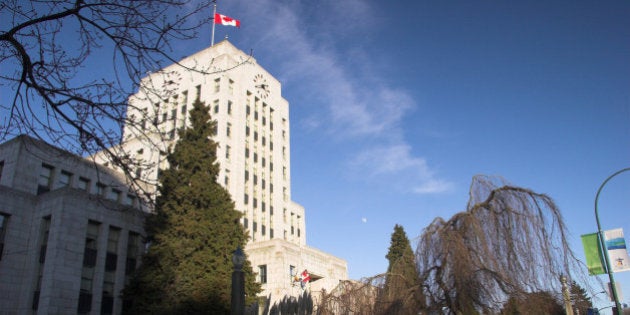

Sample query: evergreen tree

[376,224,423,315]
[123,97,261,314]
[570,281,593,315]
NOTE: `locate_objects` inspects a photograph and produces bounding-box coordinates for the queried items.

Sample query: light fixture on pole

[231,246,245,315]
[594,167,630,314]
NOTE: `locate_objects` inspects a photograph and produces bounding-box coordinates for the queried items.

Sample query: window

[59,170,72,187]
[33,217,51,310]
[78,177,90,192]
[0,213,8,260]
[262,225,266,236]
[105,227,120,272]
[244,194,249,205]
[38,164,54,194]
[258,265,267,284]
[290,265,296,277]
[102,227,119,314]
[79,221,100,313]
[270,228,274,238]
[226,123,232,137]
[214,78,220,93]
[125,232,141,275]
[228,101,233,114]
[226,145,231,160]
[96,183,106,197]
[182,91,188,107]
[0,160,4,182]
[125,194,136,206]
[109,189,121,202]
[213,99,219,114]
[243,218,248,229]
[39,217,51,264]
[83,221,100,267]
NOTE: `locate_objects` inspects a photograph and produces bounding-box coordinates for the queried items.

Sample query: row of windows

[242,213,302,242]
[22,205,141,311]
[78,220,142,314]
[243,218,273,238]
[38,164,139,207]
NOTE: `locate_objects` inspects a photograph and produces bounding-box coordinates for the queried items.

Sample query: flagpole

[211,0,217,46]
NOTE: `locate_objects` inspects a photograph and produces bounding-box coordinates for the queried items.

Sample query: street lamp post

[231,247,245,315]
[594,167,630,314]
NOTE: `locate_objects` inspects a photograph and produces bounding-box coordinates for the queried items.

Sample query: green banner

[581,233,605,275]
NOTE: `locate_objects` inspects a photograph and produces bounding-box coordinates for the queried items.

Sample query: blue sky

[202,0,630,308]
[3,0,628,311]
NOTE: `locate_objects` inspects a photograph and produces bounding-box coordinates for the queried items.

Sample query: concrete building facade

[0,136,146,314]
[97,40,347,305]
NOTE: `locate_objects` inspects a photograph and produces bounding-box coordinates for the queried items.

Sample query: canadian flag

[214,13,240,28]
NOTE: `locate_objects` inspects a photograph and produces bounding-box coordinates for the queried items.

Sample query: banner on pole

[582,233,606,275]
[604,228,630,273]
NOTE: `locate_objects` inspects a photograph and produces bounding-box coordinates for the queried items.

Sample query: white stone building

[97,40,347,306]
[0,135,146,314]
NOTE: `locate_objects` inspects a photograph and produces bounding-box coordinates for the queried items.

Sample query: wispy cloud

[351,144,453,194]
[237,1,452,194]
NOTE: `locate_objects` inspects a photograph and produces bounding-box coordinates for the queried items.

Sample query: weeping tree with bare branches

[0,0,232,200]
[314,176,588,314]
[416,175,585,314]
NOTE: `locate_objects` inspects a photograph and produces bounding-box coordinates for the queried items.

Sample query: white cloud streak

[237,1,452,194]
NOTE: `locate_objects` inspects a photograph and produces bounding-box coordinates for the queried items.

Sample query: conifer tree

[570,281,593,315]
[123,97,261,314]
[376,224,423,315]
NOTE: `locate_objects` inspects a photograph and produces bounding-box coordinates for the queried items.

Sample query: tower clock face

[253,74,270,99]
